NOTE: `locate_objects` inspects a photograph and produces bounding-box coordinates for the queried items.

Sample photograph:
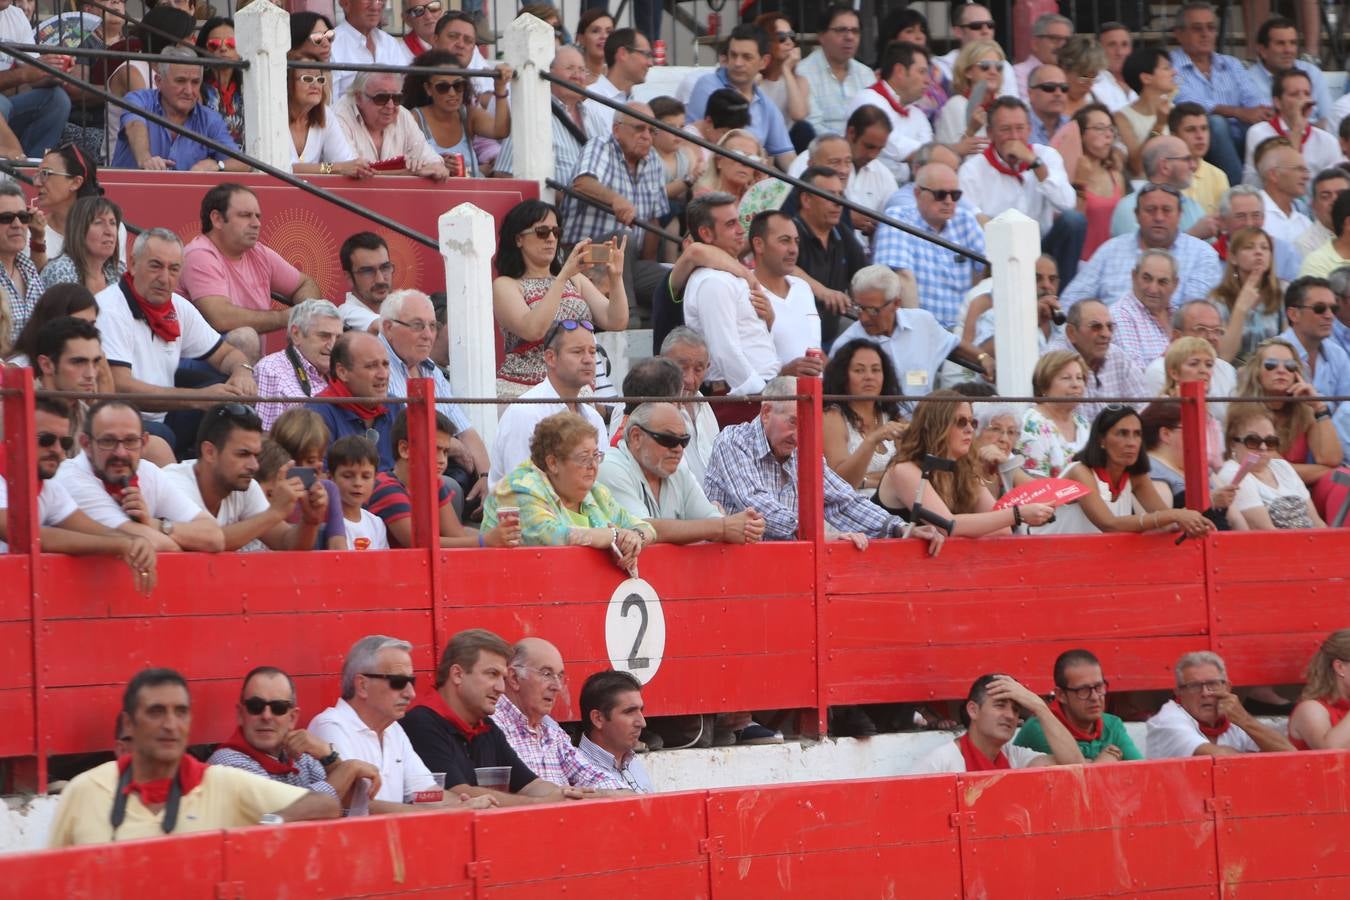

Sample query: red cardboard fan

[992,477,1092,510]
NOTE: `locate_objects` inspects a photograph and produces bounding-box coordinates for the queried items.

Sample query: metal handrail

[2,43,247,69]
[547,179,682,245]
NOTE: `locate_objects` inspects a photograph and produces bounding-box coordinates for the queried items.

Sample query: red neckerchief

[957,732,1010,771]
[869,79,910,117]
[1269,116,1311,150]
[1049,699,1103,742]
[1092,467,1130,502]
[215,727,299,776]
[1197,716,1232,740]
[116,753,207,805]
[983,144,1028,183]
[101,472,139,501]
[121,275,180,343]
[1214,233,1229,260]
[412,687,491,739]
[215,76,238,116]
[317,378,388,424]
[404,33,429,56]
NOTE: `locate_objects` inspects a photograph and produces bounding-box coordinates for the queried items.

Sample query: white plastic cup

[411,772,446,803]
[474,766,511,790]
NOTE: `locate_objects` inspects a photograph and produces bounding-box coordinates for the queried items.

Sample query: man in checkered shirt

[491,638,631,792]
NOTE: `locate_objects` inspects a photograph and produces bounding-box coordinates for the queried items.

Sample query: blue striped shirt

[1061,232,1222,308]
[379,333,471,434]
[872,205,986,329]
[1169,50,1265,114]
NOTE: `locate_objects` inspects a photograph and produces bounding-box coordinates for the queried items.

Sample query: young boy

[326,435,388,550]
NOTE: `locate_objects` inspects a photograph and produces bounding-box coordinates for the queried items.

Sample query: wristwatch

[1028,158,1044,170]
[318,744,340,767]
[216,159,226,172]
[158,517,174,536]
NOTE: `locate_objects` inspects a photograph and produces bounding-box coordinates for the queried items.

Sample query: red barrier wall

[5,752,1348,899]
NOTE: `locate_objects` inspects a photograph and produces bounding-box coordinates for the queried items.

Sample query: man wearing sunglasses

[931,4,1017,101]
[400,0,443,56]
[1013,649,1141,763]
[1146,650,1293,758]
[1278,276,1350,458]
[1026,65,1071,147]
[1013,14,1073,102]
[0,398,157,594]
[330,0,413,100]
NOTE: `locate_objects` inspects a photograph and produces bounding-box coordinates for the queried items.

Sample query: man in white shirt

[931,3,1018,99]
[55,399,225,553]
[1258,142,1313,244]
[1146,651,1294,758]
[1143,299,1239,396]
[843,40,932,184]
[912,673,1085,773]
[658,327,720,482]
[330,0,412,99]
[338,232,394,333]
[489,321,607,486]
[161,402,327,552]
[581,28,652,138]
[1093,23,1138,113]
[749,210,822,374]
[1243,69,1340,185]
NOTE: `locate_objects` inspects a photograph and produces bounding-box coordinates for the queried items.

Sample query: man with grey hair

[111,46,246,172]
[1146,650,1294,758]
[1109,136,1215,239]
[1014,13,1073,100]
[1215,184,1301,281]
[1257,141,1312,245]
[335,71,448,181]
[254,299,342,430]
[659,326,720,480]
[1144,299,1238,396]
[1327,266,1350,359]
[1111,249,1180,366]
[309,634,495,810]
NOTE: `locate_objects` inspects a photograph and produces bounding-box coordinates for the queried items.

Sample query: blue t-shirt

[111,88,239,170]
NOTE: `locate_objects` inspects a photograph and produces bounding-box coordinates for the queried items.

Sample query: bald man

[1110,135,1217,239]
[492,638,632,791]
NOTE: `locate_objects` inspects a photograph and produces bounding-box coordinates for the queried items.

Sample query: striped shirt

[491,696,622,790]
[1169,50,1265,114]
[495,98,587,185]
[378,333,471,434]
[1110,292,1173,367]
[563,135,669,246]
[872,204,986,329]
[797,50,873,136]
[1061,232,1222,308]
[578,734,654,793]
[206,747,338,799]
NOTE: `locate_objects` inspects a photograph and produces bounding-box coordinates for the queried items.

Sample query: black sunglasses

[1031,82,1070,93]
[920,186,963,202]
[1297,302,1341,315]
[432,79,467,95]
[775,30,797,43]
[0,210,33,225]
[37,431,75,452]
[1235,433,1280,450]
[638,423,691,449]
[521,224,563,240]
[213,401,261,427]
[242,697,295,716]
[363,672,416,691]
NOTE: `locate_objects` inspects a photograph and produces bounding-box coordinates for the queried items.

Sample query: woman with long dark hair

[821,338,905,495]
[196,17,244,148]
[41,196,125,293]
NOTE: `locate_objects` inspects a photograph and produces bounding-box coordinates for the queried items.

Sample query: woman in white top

[287,52,370,177]
[1036,405,1216,536]
[1017,350,1092,479]
[973,402,1035,501]
[933,40,1002,156]
[751,12,810,134]
[1113,47,1176,179]
[1217,406,1325,529]
[821,338,907,496]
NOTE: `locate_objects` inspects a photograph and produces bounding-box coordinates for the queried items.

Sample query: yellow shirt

[1298,240,1350,278]
[48,761,309,847]
[1185,160,1229,215]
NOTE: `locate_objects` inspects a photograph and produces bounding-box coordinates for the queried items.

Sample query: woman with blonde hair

[1209,226,1284,363]
[933,39,1002,154]
[1157,336,1225,470]
[1235,337,1342,487]
[694,129,765,202]
[287,51,370,177]
[1289,629,1350,750]
[1017,350,1091,478]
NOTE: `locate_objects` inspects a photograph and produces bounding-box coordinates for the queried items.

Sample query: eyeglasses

[826,25,861,35]
[521,224,563,240]
[1185,22,1219,32]
[391,318,436,333]
[1060,680,1109,700]
[618,122,653,133]
[1084,124,1118,136]
[296,73,327,86]
[919,186,963,202]
[362,672,416,691]
[515,665,567,685]
[775,30,797,43]
[1296,302,1340,315]
[205,36,236,51]
[1083,320,1115,332]
[242,697,295,716]
[37,431,75,451]
[1177,678,1227,693]
[351,261,395,278]
[406,1,442,18]
[1031,82,1070,93]
[853,301,894,317]
[952,415,976,431]
[0,211,34,225]
[93,434,145,451]
[1235,433,1280,450]
[309,29,335,44]
[364,92,404,106]
[637,424,691,448]
[567,450,604,468]
[1262,358,1301,372]
[1189,325,1224,338]
[973,60,1002,72]
[212,401,261,428]
[623,45,654,59]
[33,167,76,181]
[542,318,595,347]
[961,19,996,30]
[432,79,467,95]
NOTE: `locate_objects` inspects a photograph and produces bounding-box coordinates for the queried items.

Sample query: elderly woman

[1217,403,1324,529]
[694,129,766,201]
[335,71,448,180]
[41,196,125,293]
[1017,349,1091,478]
[933,39,1002,154]
[1209,226,1284,363]
[288,52,370,177]
[1289,630,1350,750]
[875,391,1056,536]
[973,402,1035,500]
[404,49,512,178]
[482,411,656,572]
[821,338,906,495]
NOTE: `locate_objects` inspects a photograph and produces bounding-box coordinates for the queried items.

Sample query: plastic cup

[411,772,446,804]
[475,766,511,790]
[498,506,520,528]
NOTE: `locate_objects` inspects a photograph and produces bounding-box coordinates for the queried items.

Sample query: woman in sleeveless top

[1112,47,1176,178]
[1071,104,1126,259]
[491,200,629,399]
[821,339,905,497]
[197,18,245,149]
[405,50,512,178]
[1289,629,1350,750]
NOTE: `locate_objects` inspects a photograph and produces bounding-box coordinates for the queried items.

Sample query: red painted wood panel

[1205,531,1349,584]
[1212,634,1330,687]
[5,831,224,900]
[1209,583,1348,636]
[0,621,32,690]
[0,555,29,620]
[0,688,33,757]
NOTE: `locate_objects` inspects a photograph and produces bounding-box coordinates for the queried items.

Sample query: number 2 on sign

[621,594,649,669]
[605,577,665,685]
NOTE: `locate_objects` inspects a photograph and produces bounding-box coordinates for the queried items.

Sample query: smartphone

[966,81,988,131]
[290,466,317,489]
[585,244,611,265]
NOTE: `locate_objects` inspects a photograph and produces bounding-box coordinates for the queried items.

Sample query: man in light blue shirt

[111,49,246,173]
[796,5,873,137]
[1247,17,1333,128]
[1326,266,1350,359]
[685,24,795,167]
[1110,136,1210,238]
[1279,276,1350,461]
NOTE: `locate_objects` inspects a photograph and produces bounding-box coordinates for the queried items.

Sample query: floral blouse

[481,460,656,547]
[1017,406,1090,479]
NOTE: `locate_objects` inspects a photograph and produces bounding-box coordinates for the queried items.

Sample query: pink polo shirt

[178,234,304,312]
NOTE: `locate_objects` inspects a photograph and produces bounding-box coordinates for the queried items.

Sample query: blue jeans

[1205,114,1246,187]
[0,86,71,158]
[1043,210,1087,287]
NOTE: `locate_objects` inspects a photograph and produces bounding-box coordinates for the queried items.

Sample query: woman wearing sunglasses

[1236,337,1343,484]
[1210,227,1284,363]
[751,12,811,146]
[694,129,766,202]
[874,391,1056,536]
[933,39,1001,156]
[196,18,245,149]
[287,52,371,178]
[289,11,335,62]
[1217,404,1324,529]
[403,49,512,179]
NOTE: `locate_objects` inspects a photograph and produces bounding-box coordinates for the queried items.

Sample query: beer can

[450,153,466,178]
[806,348,824,361]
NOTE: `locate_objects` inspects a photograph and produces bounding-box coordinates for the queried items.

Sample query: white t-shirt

[684,267,780,396]
[160,461,271,551]
[340,293,380,333]
[488,377,608,488]
[911,736,1043,774]
[309,698,434,804]
[53,455,204,529]
[94,283,224,423]
[0,478,79,551]
[0,6,35,72]
[343,509,388,550]
[763,275,821,366]
[1216,457,1311,513]
[1145,699,1261,758]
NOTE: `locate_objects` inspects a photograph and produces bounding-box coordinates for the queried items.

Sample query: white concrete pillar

[236,0,291,171]
[986,210,1041,399]
[501,13,556,202]
[440,202,498,444]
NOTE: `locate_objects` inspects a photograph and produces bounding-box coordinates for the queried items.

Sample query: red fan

[992,477,1092,510]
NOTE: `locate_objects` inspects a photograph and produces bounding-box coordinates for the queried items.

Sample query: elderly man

[488,321,606,483]
[209,666,382,809]
[704,376,944,552]
[686,24,795,169]
[1110,136,1213,238]
[1112,250,1180,366]
[577,670,655,793]
[874,162,987,329]
[111,47,247,172]
[1014,649,1143,763]
[1144,299,1239,396]
[379,289,487,484]
[399,0,441,55]
[600,400,765,543]
[1257,141,1313,245]
[497,46,589,183]
[792,165,870,345]
[337,232,394,333]
[1215,184,1302,280]
[0,0,71,157]
[161,403,326,551]
[335,71,448,180]
[1296,169,1350,258]
[492,638,626,791]
[912,674,1085,773]
[659,327,720,480]
[843,40,932,183]
[310,634,492,809]
[54,399,225,552]
[1169,2,1271,185]
[581,28,652,137]
[797,4,874,137]
[1051,299,1148,420]
[1278,276,1350,455]
[835,266,991,405]
[178,184,321,360]
[750,210,822,374]
[403,629,586,806]
[1015,14,1074,101]
[306,331,395,471]
[959,98,1082,283]
[931,3,1017,98]
[330,0,411,99]
[1302,191,1350,278]
[1243,69,1339,185]
[254,299,341,430]
[1172,102,1231,215]
[1063,184,1222,307]
[1248,18,1333,129]
[1147,650,1294,757]
[1026,64,1071,146]
[49,668,338,846]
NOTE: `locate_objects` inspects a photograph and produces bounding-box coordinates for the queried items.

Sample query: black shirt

[791,215,870,346]
[402,705,537,793]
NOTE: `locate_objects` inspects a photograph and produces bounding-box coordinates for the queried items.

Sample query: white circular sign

[604,577,666,685]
